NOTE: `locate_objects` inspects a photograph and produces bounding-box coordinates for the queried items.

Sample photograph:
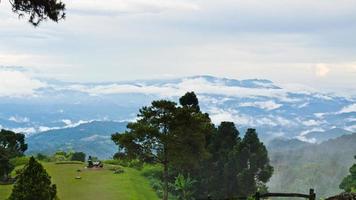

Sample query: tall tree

[339,156,356,192]
[201,126,273,199]
[9,157,57,200]
[1,0,66,26]
[235,128,273,196]
[207,122,241,198]
[112,92,214,200]
[112,100,177,200]
[0,129,27,182]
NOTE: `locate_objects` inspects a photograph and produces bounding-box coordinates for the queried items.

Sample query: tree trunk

[163,162,168,200]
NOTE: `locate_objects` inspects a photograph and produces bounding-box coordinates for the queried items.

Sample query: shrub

[9,157,57,200]
[128,159,143,170]
[36,153,51,161]
[71,152,86,162]
[103,159,123,166]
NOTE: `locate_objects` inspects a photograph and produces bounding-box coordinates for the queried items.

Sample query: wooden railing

[198,189,316,200]
[256,189,316,200]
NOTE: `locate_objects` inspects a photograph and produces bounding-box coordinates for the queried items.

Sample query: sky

[0,0,356,95]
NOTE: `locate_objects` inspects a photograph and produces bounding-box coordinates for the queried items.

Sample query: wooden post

[309,189,316,200]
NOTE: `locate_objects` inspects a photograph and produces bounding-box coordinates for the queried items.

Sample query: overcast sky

[0,0,355,95]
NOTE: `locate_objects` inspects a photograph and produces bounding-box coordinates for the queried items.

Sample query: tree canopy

[0,129,27,182]
[2,0,66,26]
[9,157,57,200]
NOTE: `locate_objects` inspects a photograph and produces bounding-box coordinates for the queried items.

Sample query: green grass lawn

[0,162,159,200]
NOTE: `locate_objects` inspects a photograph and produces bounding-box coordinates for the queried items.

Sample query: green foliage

[171,174,196,200]
[9,156,29,167]
[112,92,214,200]
[0,130,27,182]
[9,157,57,200]
[179,92,200,112]
[200,126,273,199]
[36,153,51,161]
[71,152,86,162]
[268,133,356,198]
[5,0,66,26]
[340,156,356,192]
[103,159,123,166]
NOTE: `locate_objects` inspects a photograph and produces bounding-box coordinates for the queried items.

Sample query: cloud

[208,107,252,126]
[67,77,306,103]
[315,63,330,77]
[10,127,37,135]
[68,0,200,16]
[338,103,356,113]
[61,119,92,128]
[0,68,46,97]
[239,101,282,111]
[295,127,325,143]
[302,119,323,126]
[345,125,356,132]
[9,116,30,123]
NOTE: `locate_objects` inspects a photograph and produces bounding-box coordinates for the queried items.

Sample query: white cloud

[68,0,200,15]
[302,119,323,126]
[10,127,37,135]
[208,107,252,126]
[295,135,317,143]
[239,100,282,111]
[9,116,30,123]
[0,68,46,97]
[61,119,92,128]
[67,77,305,102]
[338,103,356,113]
[315,63,330,77]
[295,127,325,143]
[299,127,324,136]
[345,125,356,132]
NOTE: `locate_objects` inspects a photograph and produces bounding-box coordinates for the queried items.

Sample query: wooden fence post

[309,189,316,200]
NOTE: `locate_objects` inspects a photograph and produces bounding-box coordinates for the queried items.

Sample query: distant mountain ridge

[26,121,127,159]
[0,75,355,142]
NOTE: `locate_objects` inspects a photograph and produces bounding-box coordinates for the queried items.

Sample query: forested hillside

[268,133,356,197]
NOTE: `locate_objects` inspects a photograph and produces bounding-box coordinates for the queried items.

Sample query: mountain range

[0,75,355,144]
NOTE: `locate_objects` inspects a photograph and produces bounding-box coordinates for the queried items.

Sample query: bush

[103,159,123,166]
[36,153,51,161]
[127,159,143,170]
[71,152,86,162]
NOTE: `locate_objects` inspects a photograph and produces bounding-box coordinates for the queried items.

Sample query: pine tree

[9,157,57,200]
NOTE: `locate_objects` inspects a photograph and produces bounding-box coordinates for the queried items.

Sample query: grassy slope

[0,163,158,200]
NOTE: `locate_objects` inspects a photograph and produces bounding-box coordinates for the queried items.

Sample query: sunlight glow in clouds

[315,64,330,77]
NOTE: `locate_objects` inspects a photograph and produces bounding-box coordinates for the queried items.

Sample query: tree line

[111,92,274,200]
